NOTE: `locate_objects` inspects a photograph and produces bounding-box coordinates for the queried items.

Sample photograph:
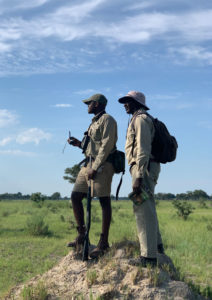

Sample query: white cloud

[2,5,212,46]
[16,128,51,145]
[1,3,212,75]
[170,46,212,64]
[0,137,12,146]
[198,121,212,130]
[53,104,73,108]
[124,1,156,11]
[149,93,181,101]
[0,149,36,156]
[0,0,50,14]
[154,100,195,111]
[74,89,98,95]
[0,42,11,52]
[0,109,18,128]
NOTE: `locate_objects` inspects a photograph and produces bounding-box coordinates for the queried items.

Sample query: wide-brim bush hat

[118,90,149,110]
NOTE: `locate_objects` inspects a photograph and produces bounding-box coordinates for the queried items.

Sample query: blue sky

[0,0,212,197]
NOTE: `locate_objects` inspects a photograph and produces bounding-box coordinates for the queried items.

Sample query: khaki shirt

[125,109,155,178]
[85,111,117,171]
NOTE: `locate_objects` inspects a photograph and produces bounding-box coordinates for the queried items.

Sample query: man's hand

[87,168,97,180]
[133,177,143,195]
[68,137,81,148]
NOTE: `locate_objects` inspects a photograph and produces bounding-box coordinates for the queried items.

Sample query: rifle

[82,155,92,261]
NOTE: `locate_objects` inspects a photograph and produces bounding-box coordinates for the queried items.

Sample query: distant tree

[111,194,115,200]
[63,164,80,184]
[50,192,61,200]
[155,193,175,200]
[192,189,209,200]
[30,193,45,205]
[176,193,188,200]
[176,190,209,200]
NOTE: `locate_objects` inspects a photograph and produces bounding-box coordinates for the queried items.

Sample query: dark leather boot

[129,256,157,267]
[67,226,86,250]
[89,233,109,259]
[157,243,165,254]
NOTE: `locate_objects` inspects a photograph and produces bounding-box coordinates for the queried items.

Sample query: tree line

[0,189,211,201]
[0,192,69,201]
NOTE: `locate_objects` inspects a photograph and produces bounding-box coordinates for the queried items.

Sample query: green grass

[0,199,211,298]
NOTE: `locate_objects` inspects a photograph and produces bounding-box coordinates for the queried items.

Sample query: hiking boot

[67,226,86,250]
[89,233,109,259]
[157,243,165,254]
[129,256,157,268]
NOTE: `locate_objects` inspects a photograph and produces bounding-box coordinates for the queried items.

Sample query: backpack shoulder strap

[130,110,148,156]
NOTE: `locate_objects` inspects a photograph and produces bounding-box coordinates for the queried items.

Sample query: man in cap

[118,91,164,267]
[67,93,117,259]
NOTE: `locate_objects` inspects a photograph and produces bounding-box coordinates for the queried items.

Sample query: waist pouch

[107,150,125,174]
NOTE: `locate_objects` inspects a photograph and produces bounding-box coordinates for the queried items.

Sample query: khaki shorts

[72,161,114,197]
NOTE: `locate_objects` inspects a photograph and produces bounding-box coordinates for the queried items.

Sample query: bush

[198,198,208,209]
[26,214,50,236]
[21,281,48,300]
[2,211,10,217]
[172,200,194,220]
[30,193,45,207]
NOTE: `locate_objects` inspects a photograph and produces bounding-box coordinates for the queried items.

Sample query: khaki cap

[83,93,108,105]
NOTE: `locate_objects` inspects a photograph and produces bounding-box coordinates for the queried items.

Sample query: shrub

[26,214,50,236]
[21,281,48,300]
[2,211,10,217]
[198,198,208,209]
[86,269,97,287]
[30,193,45,207]
[172,200,194,220]
[60,215,65,222]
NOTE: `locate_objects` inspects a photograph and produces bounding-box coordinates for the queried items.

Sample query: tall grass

[0,199,211,298]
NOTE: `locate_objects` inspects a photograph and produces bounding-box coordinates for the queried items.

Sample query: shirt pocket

[90,123,101,142]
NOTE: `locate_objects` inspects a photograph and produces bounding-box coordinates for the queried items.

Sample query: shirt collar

[92,110,106,122]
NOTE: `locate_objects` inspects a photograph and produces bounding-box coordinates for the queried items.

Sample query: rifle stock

[82,156,92,261]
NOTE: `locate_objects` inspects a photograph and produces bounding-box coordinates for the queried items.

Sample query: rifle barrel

[82,156,92,261]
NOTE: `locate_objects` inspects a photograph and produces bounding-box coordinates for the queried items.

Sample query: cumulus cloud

[1,2,212,75]
[0,0,50,14]
[169,46,212,64]
[198,121,212,130]
[16,128,51,145]
[0,137,12,146]
[74,89,98,95]
[0,149,36,156]
[53,104,73,108]
[0,109,18,128]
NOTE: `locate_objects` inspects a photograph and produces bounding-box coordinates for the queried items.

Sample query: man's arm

[68,137,81,148]
[133,115,152,184]
[92,117,117,171]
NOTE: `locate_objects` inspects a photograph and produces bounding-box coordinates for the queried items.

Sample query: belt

[78,156,94,167]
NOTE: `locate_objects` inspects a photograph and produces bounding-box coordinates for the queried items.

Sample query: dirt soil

[5,241,206,300]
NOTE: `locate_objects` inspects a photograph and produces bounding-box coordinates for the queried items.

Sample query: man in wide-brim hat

[118,90,164,267]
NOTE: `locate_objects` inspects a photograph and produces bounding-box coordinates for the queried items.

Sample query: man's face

[88,101,98,114]
[124,99,136,114]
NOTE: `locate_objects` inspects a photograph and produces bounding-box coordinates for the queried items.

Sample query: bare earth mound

[5,241,206,300]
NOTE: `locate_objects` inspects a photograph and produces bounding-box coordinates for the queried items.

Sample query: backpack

[131,111,178,164]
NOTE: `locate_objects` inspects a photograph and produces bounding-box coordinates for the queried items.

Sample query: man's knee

[71,191,85,204]
[99,196,111,208]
